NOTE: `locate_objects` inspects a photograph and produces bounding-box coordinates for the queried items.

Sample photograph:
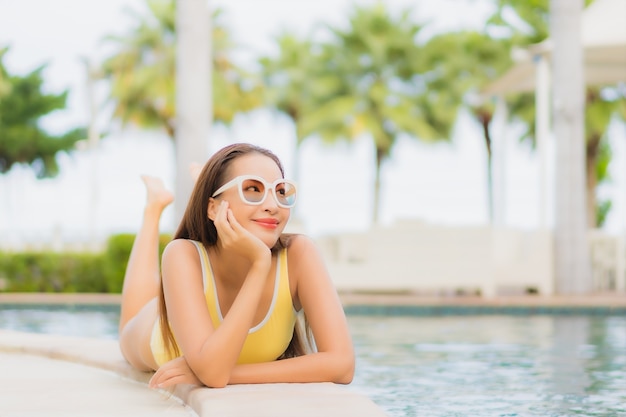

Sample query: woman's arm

[229,235,355,385]
[159,202,272,388]
[228,351,354,385]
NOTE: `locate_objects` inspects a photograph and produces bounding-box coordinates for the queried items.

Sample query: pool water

[1,305,625,417]
[350,314,626,417]
[0,304,119,340]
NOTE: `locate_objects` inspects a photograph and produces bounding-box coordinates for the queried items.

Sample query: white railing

[316,222,626,296]
[588,229,626,292]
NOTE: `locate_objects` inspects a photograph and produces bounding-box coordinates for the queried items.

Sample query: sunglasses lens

[276,181,296,207]
[240,178,266,203]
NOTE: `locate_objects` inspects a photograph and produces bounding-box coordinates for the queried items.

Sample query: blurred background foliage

[93,0,626,226]
[0,0,624,231]
[0,47,85,178]
[0,233,171,293]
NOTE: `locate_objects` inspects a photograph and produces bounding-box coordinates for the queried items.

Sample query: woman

[118,143,355,389]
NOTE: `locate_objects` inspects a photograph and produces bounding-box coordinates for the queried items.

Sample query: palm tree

[101,1,261,137]
[583,89,624,227]
[0,47,10,97]
[0,52,84,178]
[100,0,263,220]
[259,33,319,190]
[302,3,458,224]
[420,31,513,223]
[101,1,178,137]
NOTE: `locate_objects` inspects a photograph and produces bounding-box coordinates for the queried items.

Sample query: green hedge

[0,234,172,293]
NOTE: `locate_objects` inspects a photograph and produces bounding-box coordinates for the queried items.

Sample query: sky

[1,0,625,247]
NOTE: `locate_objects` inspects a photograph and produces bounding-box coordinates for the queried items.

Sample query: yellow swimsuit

[150,240,297,366]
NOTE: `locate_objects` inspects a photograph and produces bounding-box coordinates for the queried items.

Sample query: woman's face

[212,153,291,247]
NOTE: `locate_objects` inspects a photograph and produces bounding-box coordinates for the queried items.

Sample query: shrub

[0,233,172,293]
[0,252,105,292]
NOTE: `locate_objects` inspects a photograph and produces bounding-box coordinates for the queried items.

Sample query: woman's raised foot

[141,175,174,210]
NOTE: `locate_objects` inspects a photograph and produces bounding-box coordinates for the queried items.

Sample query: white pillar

[535,53,551,229]
[85,59,100,248]
[175,0,211,225]
[551,0,592,294]
[492,96,508,227]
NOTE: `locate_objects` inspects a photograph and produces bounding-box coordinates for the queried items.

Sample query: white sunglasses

[212,175,297,208]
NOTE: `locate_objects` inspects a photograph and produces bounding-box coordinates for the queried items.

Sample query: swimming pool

[1,304,625,417]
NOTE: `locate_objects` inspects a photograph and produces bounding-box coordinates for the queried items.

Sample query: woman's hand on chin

[214,201,271,267]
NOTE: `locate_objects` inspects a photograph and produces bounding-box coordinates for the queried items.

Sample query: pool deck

[0,292,392,417]
[1,291,625,416]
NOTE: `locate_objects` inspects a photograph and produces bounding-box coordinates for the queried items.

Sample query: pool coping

[0,294,389,417]
[1,291,625,312]
[0,329,388,417]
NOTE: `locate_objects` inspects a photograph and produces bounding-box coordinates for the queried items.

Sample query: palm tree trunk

[290,108,302,220]
[586,135,601,228]
[175,0,211,225]
[478,109,494,223]
[551,0,592,294]
[372,146,384,225]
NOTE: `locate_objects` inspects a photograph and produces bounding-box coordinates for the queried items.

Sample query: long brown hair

[158,143,313,360]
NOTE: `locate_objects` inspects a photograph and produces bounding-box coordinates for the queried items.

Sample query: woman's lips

[254,218,279,229]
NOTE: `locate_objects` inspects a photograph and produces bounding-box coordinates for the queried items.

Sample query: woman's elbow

[334,370,354,385]
[331,352,355,384]
[206,380,229,389]
[195,367,231,389]
[199,374,229,389]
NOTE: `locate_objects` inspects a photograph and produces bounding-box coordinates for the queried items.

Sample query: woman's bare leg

[119,168,200,371]
[119,175,173,332]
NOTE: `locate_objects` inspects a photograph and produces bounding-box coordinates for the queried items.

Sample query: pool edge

[0,329,388,417]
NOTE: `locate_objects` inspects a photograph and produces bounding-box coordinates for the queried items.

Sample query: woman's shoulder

[163,238,201,260]
[284,234,323,262]
[284,234,331,298]
[283,233,315,251]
